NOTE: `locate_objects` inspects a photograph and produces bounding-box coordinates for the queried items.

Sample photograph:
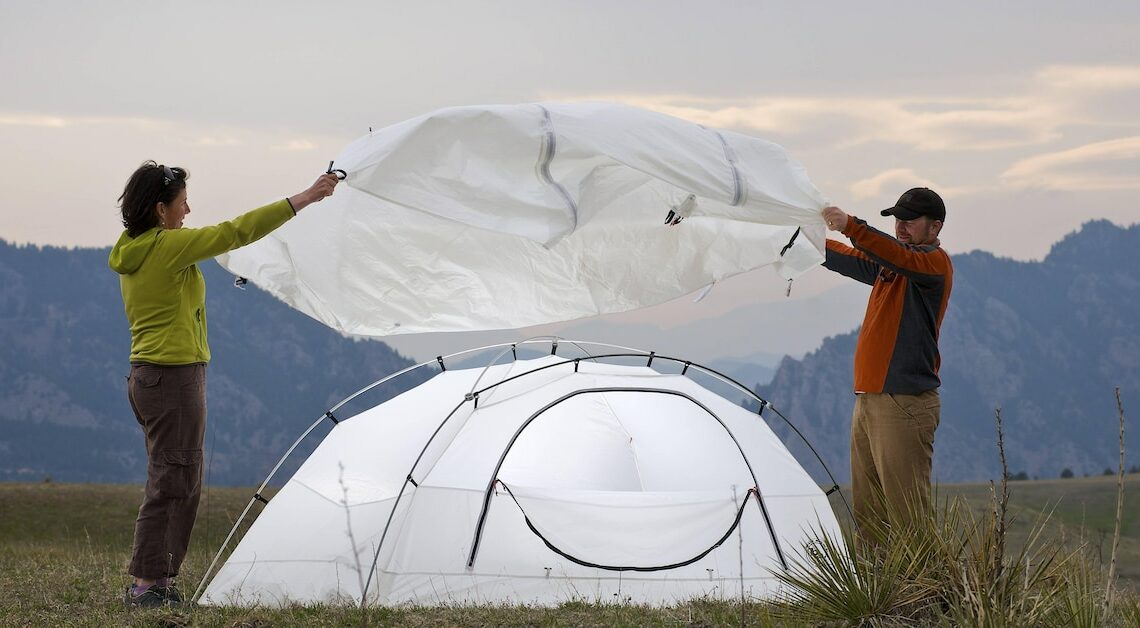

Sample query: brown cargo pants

[850,389,940,540]
[126,363,206,580]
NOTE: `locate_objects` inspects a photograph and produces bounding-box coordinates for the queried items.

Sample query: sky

[2,1,1138,362]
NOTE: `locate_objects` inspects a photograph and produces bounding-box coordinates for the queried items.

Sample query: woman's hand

[289,173,340,213]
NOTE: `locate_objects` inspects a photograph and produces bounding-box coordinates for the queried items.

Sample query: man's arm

[821,205,878,284]
[822,206,949,280]
[823,239,880,285]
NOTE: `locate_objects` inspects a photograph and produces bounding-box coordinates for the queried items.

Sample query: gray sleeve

[823,245,879,286]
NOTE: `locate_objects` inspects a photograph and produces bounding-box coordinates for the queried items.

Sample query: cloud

[271,139,317,151]
[0,113,166,129]
[0,114,68,127]
[554,94,1063,152]
[1037,65,1140,91]
[194,135,241,147]
[1002,136,1140,191]
[551,65,1140,155]
[851,169,934,199]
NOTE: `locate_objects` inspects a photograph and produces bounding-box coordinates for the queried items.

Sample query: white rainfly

[199,344,844,607]
[217,102,828,336]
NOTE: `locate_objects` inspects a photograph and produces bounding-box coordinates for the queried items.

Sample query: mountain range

[758,220,1139,484]
[0,220,1135,485]
[0,243,423,485]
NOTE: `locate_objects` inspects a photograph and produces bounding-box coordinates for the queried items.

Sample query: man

[820,187,953,537]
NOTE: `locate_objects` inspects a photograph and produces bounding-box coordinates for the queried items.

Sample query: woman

[109,161,339,607]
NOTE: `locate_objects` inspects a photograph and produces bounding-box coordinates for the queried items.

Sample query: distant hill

[757,220,1140,484]
[1,220,1136,486]
[0,241,424,485]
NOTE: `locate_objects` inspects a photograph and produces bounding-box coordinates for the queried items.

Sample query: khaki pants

[850,390,939,537]
[126,363,206,580]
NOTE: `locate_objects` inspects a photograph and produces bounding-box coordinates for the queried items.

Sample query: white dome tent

[194,339,847,607]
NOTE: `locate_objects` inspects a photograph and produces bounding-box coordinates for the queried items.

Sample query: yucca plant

[773,400,1132,627]
[771,513,941,625]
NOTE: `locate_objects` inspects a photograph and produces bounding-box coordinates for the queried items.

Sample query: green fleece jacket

[108,200,294,365]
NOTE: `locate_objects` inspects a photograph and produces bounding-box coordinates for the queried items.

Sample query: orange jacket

[823,215,953,394]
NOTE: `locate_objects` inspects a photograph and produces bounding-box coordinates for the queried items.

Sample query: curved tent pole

[190,357,450,603]
[674,360,854,523]
[359,397,472,608]
[466,336,618,402]
[465,386,787,572]
[462,350,853,523]
[193,340,572,602]
[456,348,850,523]
[196,337,846,605]
[357,340,642,606]
[191,411,334,603]
[467,336,571,396]
[193,338,581,603]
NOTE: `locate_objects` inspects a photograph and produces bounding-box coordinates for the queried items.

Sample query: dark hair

[118,160,189,237]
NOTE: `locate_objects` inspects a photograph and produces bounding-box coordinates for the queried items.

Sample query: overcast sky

[2,1,1138,360]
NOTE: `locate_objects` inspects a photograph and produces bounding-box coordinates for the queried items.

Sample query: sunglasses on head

[160,165,176,186]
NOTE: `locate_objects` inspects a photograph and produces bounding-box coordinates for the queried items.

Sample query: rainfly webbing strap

[497,481,759,572]
[779,228,801,256]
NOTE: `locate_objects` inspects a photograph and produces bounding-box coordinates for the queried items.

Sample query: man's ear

[931,219,943,237]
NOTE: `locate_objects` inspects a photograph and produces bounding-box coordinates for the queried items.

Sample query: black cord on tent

[326,161,347,180]
[436,356,446,371]
[465,385,788,571]
[497,480,760,572]
[324,411,339,425]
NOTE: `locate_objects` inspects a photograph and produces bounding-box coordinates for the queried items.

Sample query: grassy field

[0,476,1137,626]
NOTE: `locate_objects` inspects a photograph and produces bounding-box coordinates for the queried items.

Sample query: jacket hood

[108,229,159,274]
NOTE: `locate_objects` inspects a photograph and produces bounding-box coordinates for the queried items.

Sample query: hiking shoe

[161,584,184,606]
[124,584,167,608]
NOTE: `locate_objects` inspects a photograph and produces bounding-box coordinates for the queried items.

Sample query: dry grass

[0,475,1136,626]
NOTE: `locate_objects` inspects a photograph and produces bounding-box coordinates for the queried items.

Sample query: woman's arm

[162,173,340,269]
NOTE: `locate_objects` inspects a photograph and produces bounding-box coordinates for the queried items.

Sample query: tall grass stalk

[1104,386,1126,612]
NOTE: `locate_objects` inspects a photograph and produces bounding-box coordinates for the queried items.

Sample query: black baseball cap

[881,187,946,221]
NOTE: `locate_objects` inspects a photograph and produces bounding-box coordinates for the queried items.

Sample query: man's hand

[822,206,849,232]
